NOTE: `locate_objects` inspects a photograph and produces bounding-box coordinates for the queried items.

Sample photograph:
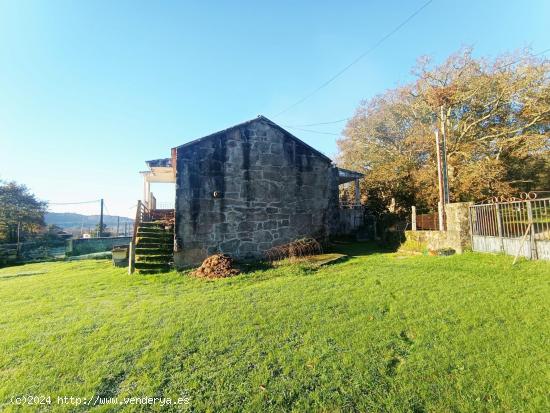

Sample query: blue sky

[0,0,548,217]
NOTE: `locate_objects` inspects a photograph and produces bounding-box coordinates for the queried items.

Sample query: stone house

[138,116,363,269]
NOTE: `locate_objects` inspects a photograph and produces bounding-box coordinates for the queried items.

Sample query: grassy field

[1,244,549,412]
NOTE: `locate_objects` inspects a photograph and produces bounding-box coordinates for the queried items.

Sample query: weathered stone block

[262,220,278,230]
[253,230,273,243]
[239,241,258,254]
[238,221,255,232]
[220,239,240,252]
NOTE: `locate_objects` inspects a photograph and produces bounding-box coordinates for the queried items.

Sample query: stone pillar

[411,206,417,231]
[445,202,473,253]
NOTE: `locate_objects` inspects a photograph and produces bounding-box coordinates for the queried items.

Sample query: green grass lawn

[1,244,549,412]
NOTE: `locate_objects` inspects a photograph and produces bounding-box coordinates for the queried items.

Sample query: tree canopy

[337,48,550,214]
[0,181,47,242]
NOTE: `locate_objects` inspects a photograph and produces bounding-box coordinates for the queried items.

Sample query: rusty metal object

[476,191,538,205]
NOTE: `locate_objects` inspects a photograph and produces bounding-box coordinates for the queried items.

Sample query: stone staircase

[134,221,174,274]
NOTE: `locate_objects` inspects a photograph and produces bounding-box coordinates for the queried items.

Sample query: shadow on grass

[185,241,391,282]
[238,241,388,275]
[328,241,389,258]
[237,260,274,275]
[0,271,47,280]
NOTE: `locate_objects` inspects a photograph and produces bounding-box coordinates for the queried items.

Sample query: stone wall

[174,118,340,267]
[0,241,65,267]
[67,236,131,257]
[401,202,473,254]
[336,208,364,235]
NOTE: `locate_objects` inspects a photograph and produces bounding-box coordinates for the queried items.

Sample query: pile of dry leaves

[194,254,240,278]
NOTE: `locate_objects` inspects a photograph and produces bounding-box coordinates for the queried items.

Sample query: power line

[284,47,550,130]
[48,199,101,205]
[272,0,434,117]
[284,126,342,136]
[286,117,351,127]
[102,201,111,217]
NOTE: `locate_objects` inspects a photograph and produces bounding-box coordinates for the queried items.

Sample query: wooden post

[128,241,135,274]
[411,206,417,231]
[513,223,532,265]
[526,201,537,260]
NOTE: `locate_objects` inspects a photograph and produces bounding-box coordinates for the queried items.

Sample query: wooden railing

[132,200,151,244]
[339,202,363,209]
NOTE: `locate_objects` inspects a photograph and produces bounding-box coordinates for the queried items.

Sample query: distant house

[137,116,363,270]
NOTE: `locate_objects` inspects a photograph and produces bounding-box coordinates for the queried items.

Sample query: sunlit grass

[1,244,549,412]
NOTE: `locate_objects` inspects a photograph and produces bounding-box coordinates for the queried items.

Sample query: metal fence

[469,197,550,260]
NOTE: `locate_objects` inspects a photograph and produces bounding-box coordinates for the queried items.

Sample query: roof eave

[171,115,334,164]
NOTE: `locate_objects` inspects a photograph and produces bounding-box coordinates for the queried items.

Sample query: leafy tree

[337,48,550,214]
[0,181,47,242]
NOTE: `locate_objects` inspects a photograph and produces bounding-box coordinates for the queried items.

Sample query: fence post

[411,206,417,231]
[468,205,474,250]
[495,203,504,253]
[526,201,538,260]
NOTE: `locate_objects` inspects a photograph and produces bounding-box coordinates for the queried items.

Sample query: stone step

[135,262,171,270]
[135,247,173,255]
[137,225,173,231]
[141,221,173,227]
[137,230,174,237]
[135,254,172,263]
[135,242,173,249]
[137,268,171,274]
[136,235,173,244]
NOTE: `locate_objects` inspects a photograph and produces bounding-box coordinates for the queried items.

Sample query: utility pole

[99,198,104,238]
[116,216,120,237]
[435,130,445,206]
[435,130,445,231]
[440,107,450,204]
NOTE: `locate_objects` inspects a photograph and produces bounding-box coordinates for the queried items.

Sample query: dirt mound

[194,254,240,278]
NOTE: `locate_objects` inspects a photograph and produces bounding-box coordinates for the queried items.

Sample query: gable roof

[145,158,172,168]
[173,115,333,164]
[337,167,364,184]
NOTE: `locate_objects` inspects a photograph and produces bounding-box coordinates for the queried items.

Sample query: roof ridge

[172,115,333,163]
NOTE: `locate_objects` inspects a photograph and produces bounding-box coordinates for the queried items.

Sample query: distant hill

[45,212,134,230]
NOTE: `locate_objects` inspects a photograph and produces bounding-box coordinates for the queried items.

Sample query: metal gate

[469,196,550,260]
